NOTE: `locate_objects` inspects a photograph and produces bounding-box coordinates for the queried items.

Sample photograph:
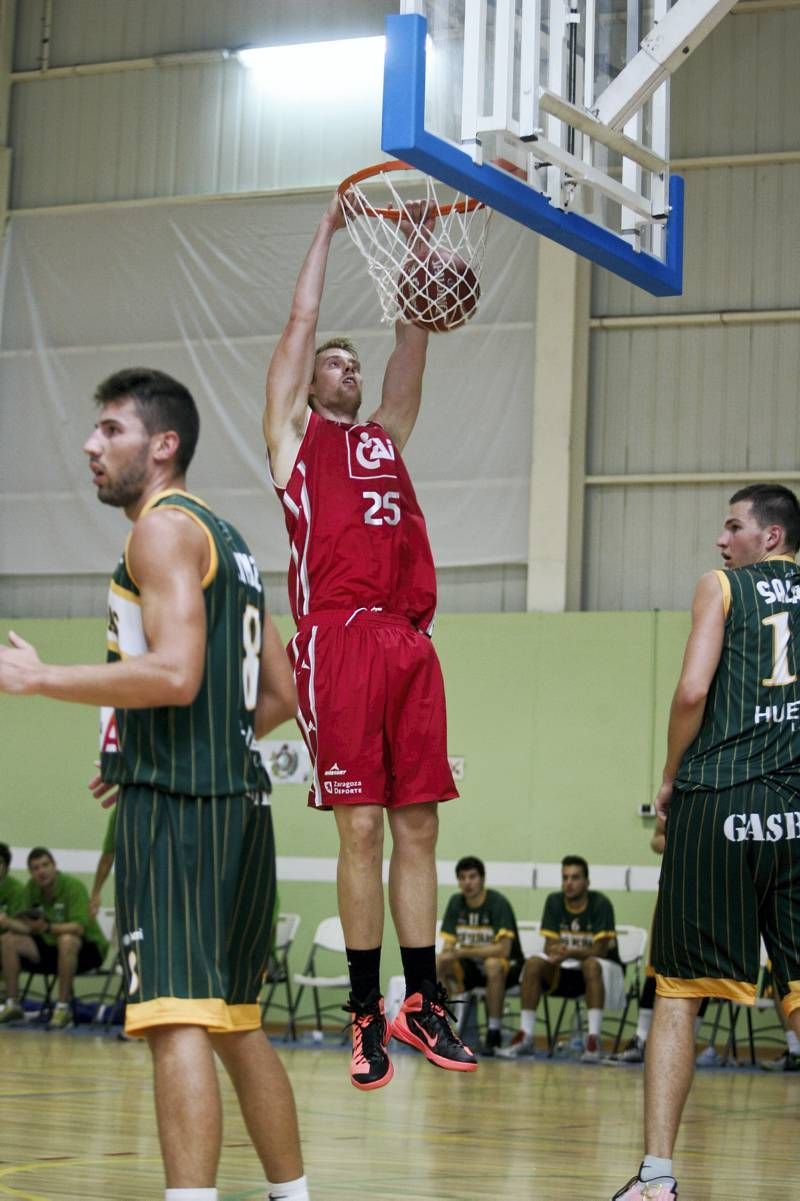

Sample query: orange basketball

[399,248,480,332]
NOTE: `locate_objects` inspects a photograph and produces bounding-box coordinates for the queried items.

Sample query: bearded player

[263,193,477,1089]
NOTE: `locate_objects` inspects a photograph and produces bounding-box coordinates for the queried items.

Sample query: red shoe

[392,981,478,1071]
[344,991,394,1091]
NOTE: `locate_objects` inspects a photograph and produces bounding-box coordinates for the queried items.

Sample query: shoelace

[343,1004,387,1064]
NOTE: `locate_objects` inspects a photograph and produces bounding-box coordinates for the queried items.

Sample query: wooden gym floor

[0,1025,795,1200]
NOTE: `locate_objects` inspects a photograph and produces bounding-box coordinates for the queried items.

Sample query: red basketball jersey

[274,412,437,631]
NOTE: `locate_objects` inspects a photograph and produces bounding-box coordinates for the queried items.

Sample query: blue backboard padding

[381,13,684,297]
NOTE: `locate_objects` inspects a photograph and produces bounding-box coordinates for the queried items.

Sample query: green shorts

[114,786,277,1036]
[652,779,800,1017]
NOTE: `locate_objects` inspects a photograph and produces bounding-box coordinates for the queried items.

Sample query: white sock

[588,1008,603,1038]
[640,1156,673,1182]
[520,1009,536,1040]
[636,1008,653,1041]
[488,1017,502,1032]
[165,1191,217,1200]
[267,1176,310,1200]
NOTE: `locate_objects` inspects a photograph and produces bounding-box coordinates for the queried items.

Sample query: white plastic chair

[260,913,301,1037]
[291,915,350,1036]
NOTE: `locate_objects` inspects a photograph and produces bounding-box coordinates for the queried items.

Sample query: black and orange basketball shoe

[392,980,478,1071]
[344,990,394,1090]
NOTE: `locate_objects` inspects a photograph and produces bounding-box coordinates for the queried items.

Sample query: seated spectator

[498,854,622,1062]
[437,856,523,1055]
[0,846,109,1029]
[0,843,24,1000]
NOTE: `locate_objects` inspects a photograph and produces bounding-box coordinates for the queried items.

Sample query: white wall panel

[14,1,394,71]
[592,164,800,316]
[582,481,800,612]
[9,59,387,208]
[671,9,800,160]
[587,324,800,476]
[0,196,536,583]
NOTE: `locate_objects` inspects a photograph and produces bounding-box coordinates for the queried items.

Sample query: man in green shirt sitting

[0,846,109,1028]
[437,856,523,1055]
[0,842,25,1000]
[498,854,622,1062]
[0,843,24,919]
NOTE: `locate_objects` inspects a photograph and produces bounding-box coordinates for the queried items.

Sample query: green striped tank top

[99,490,271,797]
[678,556,800,791]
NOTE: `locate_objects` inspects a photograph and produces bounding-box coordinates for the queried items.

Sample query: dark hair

[27,846,54,867]
[0,842,10,870]
[561,855,589,879]
[94,368,200,474]
[455,856,486,879]
[729,484,800,553]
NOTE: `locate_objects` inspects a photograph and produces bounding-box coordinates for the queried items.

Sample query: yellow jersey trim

[540,927,560,941]
[655,974,756,1005]
[125,489,219,591]
[124,997,262,1036]
[783,981,800,1018]
[156,505,219,589]
[764,554,797,563]
[110,579,140,605]
[714,570,731,618]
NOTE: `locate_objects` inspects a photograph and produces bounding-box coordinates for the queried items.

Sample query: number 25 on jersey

[363,491,401,526]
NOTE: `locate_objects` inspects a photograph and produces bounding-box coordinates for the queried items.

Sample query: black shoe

[392,980,478,1071]
[480,1027,503,1056]
[343,990,393,1091]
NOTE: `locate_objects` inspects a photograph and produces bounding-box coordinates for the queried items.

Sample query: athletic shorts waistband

[297,608,416,632]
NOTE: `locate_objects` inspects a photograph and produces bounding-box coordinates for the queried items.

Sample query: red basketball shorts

[289,609,458,811]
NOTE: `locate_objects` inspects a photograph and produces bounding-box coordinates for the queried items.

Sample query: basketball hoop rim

[338,160,485,220]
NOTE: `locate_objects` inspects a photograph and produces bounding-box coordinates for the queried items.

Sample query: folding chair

[702,940,784,1066]
[87,907,127,1025]
[291,915,350,1037]
[260,912,301,1038]
[608,924,649,1053]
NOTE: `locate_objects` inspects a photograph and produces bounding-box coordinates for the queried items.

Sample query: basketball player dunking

[264,193,477,1089]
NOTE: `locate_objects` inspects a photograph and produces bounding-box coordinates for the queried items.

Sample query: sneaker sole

[392,1017,478,1071]
[351,1059,394,1091]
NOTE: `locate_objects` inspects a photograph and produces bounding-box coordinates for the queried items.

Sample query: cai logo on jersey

[346,429,398,481]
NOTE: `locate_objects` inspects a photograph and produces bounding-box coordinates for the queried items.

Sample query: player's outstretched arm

[655,570,725,817]
[0,509,208,709]
[265,193,345,486]
[370,320,429,452]
[369,200,435,451]
[254,611,297,739]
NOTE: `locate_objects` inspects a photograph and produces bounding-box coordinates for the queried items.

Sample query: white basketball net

[339,168,491,326]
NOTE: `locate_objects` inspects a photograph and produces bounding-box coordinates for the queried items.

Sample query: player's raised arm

[264,192,345,485]
[655,570,726,817]
[254,611,297,739]
[370,320,429,452]
[369,201,435,451]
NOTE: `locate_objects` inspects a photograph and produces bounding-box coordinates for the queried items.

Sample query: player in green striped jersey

[0,369,309,1201]
[613,484,800,1201]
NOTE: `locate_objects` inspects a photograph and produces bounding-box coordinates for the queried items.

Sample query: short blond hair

[314,337,359,363]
